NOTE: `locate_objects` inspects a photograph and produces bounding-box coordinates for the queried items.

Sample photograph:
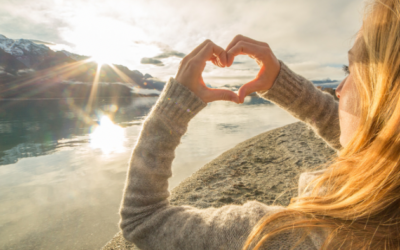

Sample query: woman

[119,0,400,249]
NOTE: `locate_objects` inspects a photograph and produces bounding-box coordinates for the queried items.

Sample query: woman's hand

[176,40,239,104]
[226,35,281,103]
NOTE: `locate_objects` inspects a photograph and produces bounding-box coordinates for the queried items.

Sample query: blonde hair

[243,0,400,249]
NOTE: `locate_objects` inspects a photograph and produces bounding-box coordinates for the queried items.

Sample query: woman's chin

[339,135,345,148]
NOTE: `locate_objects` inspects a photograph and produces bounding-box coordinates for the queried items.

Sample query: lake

[0,95,300,249]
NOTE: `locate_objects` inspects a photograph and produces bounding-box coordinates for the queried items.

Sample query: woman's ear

[336,78,346,99]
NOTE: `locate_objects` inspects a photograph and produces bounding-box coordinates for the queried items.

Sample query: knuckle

[187,58,203,69]
[262,47,271,55]
[180,56,189,65]
[187,58,197,67]
[237,41,245,47]
[261,42,270,47]
[205,42,213,49]
[235,34,243,40]
[204,39,212,44]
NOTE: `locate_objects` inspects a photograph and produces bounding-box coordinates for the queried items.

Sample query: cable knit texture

[119,62,342,249]
[257,61,342,152]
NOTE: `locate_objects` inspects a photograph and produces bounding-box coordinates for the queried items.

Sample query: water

[0,96,298,250]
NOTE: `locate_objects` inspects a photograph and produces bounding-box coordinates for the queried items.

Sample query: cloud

[135,40,186,66]
[286,61,347,81]
[140,49,186,67]
[153,50,185,59]
[0,0,69,44]
[140,58,164,66]
[130,0,363,80]
[30,40,55,45]
[1,0,365,80]
[134,40,172,52]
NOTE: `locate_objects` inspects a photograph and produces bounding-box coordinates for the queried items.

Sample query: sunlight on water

[90,116,125,154]
[0,96,299,250]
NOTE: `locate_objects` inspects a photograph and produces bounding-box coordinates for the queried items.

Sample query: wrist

[258,60,282,94]
[265,58,281,91]
[256,61,302,104]
[153,78,207,125]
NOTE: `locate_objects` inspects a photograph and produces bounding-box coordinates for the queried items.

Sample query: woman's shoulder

[298,169,327,197]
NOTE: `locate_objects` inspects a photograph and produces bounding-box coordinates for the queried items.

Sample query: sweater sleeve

[257,61,342,152]
[119,78,317,250]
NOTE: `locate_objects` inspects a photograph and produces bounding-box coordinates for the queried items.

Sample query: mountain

[0,34,165,99]
[0,48,27,74]
[311,78,339,84]
[60,50,89,61]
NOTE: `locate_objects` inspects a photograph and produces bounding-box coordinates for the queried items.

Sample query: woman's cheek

[338,78,361,147]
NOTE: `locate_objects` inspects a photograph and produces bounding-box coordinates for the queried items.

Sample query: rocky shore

[102,121,338,250]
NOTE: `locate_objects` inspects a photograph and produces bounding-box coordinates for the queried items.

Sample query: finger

[219,50,227,67]
[211,57,219,66]
[196,41,227,67]
[210,55,224,68]
[238,79,260,103]
[206,88,239,103]
[227,41,266,67]
[184,39,212,61]
[226,35,268,53]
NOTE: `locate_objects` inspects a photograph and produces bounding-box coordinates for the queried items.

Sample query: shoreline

[0,96,158,101]
[102,121,337,250]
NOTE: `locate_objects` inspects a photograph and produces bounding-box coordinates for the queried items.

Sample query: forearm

[257,61,342,151]
[119,78,207,237]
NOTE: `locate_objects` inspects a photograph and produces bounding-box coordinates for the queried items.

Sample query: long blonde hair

[243,0,400,249]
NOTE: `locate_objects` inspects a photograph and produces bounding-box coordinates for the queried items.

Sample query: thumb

[238,79,260,103]
[207,88,240,103]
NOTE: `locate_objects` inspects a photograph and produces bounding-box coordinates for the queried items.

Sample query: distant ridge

[0,34,166,99]
[311,78,339,84]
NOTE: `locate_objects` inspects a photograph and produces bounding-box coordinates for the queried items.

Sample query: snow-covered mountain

[0,34,166,98]
[0,35,49,57]
[0,34,85,67]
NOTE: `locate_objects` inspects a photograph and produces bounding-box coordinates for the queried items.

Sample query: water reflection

[0,97,157,165]
[0,96,272,166]
[90,116,125,154]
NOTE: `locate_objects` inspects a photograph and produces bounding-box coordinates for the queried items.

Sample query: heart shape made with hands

[175,35,281,104]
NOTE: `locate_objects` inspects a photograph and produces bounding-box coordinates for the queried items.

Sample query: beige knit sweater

[119,61,342,250]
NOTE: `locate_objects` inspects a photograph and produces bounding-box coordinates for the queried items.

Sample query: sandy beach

[102,121,337,250]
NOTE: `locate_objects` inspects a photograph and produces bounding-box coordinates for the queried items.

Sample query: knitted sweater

[119,61,342,250]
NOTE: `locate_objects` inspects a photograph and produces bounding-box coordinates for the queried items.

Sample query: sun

[60,11,163,69]
[63,15,141,67]
[89,54,112,66]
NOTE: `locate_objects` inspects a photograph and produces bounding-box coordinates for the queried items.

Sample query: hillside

[0,34,165,99]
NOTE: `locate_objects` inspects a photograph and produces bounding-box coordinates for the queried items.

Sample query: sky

[0,0,365,85]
